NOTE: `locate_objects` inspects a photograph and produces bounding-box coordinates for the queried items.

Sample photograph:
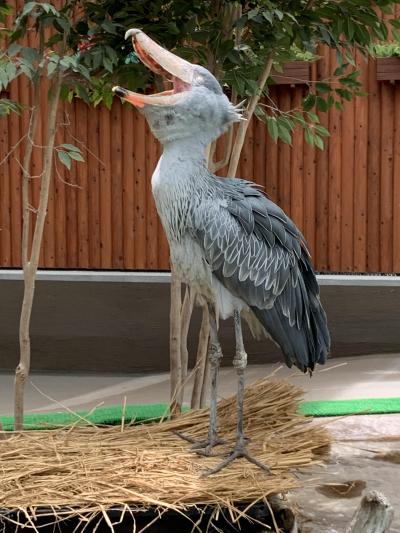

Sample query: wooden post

[346,491,393,533]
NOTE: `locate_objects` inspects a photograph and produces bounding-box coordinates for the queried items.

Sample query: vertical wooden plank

[110,100,124,268]
[290,88,304,231]
[353,51,369,272]
[156,141,170,270]
[380,82,394,272]
[99,105,112,268]
[87,101,101,268]
[265,87,278,203]
[393,85,400,272]
[277,87,291,215]
[133,110,147,269]
[303,91,317,260]
[340,97,355,272]
[145,123,158,269]
[8,77,22,266]
[315,46,330,271]
[65,101,78,267]
[367,57,381,272]
[122,105,135,269]
[328,50,342,271]
[43,83,55,268]
[0,116,11,266]
[76,100,89,268]
[240,116,254,181]
[253,112,266,188]
[54,100,67,267]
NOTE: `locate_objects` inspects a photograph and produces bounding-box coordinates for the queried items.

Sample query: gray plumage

[117,29,330,472]
[193,176,329,372]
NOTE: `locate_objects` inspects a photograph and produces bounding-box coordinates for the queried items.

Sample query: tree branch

[227,54,274,177]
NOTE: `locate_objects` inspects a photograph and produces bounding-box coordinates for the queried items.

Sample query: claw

[173,430,225,455]
[202,443,272,476]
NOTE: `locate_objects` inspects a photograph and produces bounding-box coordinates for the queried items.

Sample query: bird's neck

[162,138,208,167]
[151,138,210,241]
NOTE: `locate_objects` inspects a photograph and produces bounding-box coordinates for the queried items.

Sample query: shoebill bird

[113,29,330,475]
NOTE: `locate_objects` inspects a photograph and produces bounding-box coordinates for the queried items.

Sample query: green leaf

[304,127,314,146]
[5,61,17,81]
[0,68,8,89]
[103,57,113,73]
[68,151,84,162]
[101,19,117,34]
[47,59,58,77]
[58,150,71,170]
[293,111,306,127]
[335,88,352,101]
[103,90,113,109]
[314,135,324,150]
[303,93,316,112]
[314,125,330,137]
[54,17,70,33]
[267,117,279,141]
[345,19,355,40]
[19,1,37,19]
[60,143,80,152]
[277,121,292,145]
[21,47,40,64]
[8,43,22,57]
[307,111,320,123]
[77,64,91,80]
[316,96,328,112]
[316,82,331,94]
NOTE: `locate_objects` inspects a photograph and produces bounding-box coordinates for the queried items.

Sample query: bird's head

[113,29,243,147]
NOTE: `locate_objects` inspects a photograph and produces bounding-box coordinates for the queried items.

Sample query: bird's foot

[202,441,271,476]
[173,430,225,456]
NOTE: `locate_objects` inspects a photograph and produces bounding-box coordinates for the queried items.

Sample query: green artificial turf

[299,396,400,417]
[1,397,400,430]
[0,403,173,431]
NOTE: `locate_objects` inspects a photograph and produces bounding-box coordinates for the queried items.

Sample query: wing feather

[192,176,330,372]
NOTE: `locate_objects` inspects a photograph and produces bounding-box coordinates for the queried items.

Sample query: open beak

[112,29,194,108]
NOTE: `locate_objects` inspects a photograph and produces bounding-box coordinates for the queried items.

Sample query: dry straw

[0,377,330,531]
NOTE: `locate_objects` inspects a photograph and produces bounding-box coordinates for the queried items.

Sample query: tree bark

[14,76,62,431]
[169,266,182,415]
[346,491,393,533]
[190,305,209,409]
[178,286,194,406]
[227,55,274,178]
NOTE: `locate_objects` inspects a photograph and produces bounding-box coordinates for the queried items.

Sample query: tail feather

[251,256,330,373]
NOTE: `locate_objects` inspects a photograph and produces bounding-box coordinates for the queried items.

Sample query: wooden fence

[1,47,399,273]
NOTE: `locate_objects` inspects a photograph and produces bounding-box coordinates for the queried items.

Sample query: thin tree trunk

[14,76,62,431]
[169,266,182,415]
[178,286,194,406]
[190,304,209,409]
[227,55,274,177]
[21,86,40,265]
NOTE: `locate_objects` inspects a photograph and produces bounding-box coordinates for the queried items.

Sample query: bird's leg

[175,304,225,455]
[203,310,271,476]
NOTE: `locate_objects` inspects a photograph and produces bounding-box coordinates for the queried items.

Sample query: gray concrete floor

[0,353,399,415]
